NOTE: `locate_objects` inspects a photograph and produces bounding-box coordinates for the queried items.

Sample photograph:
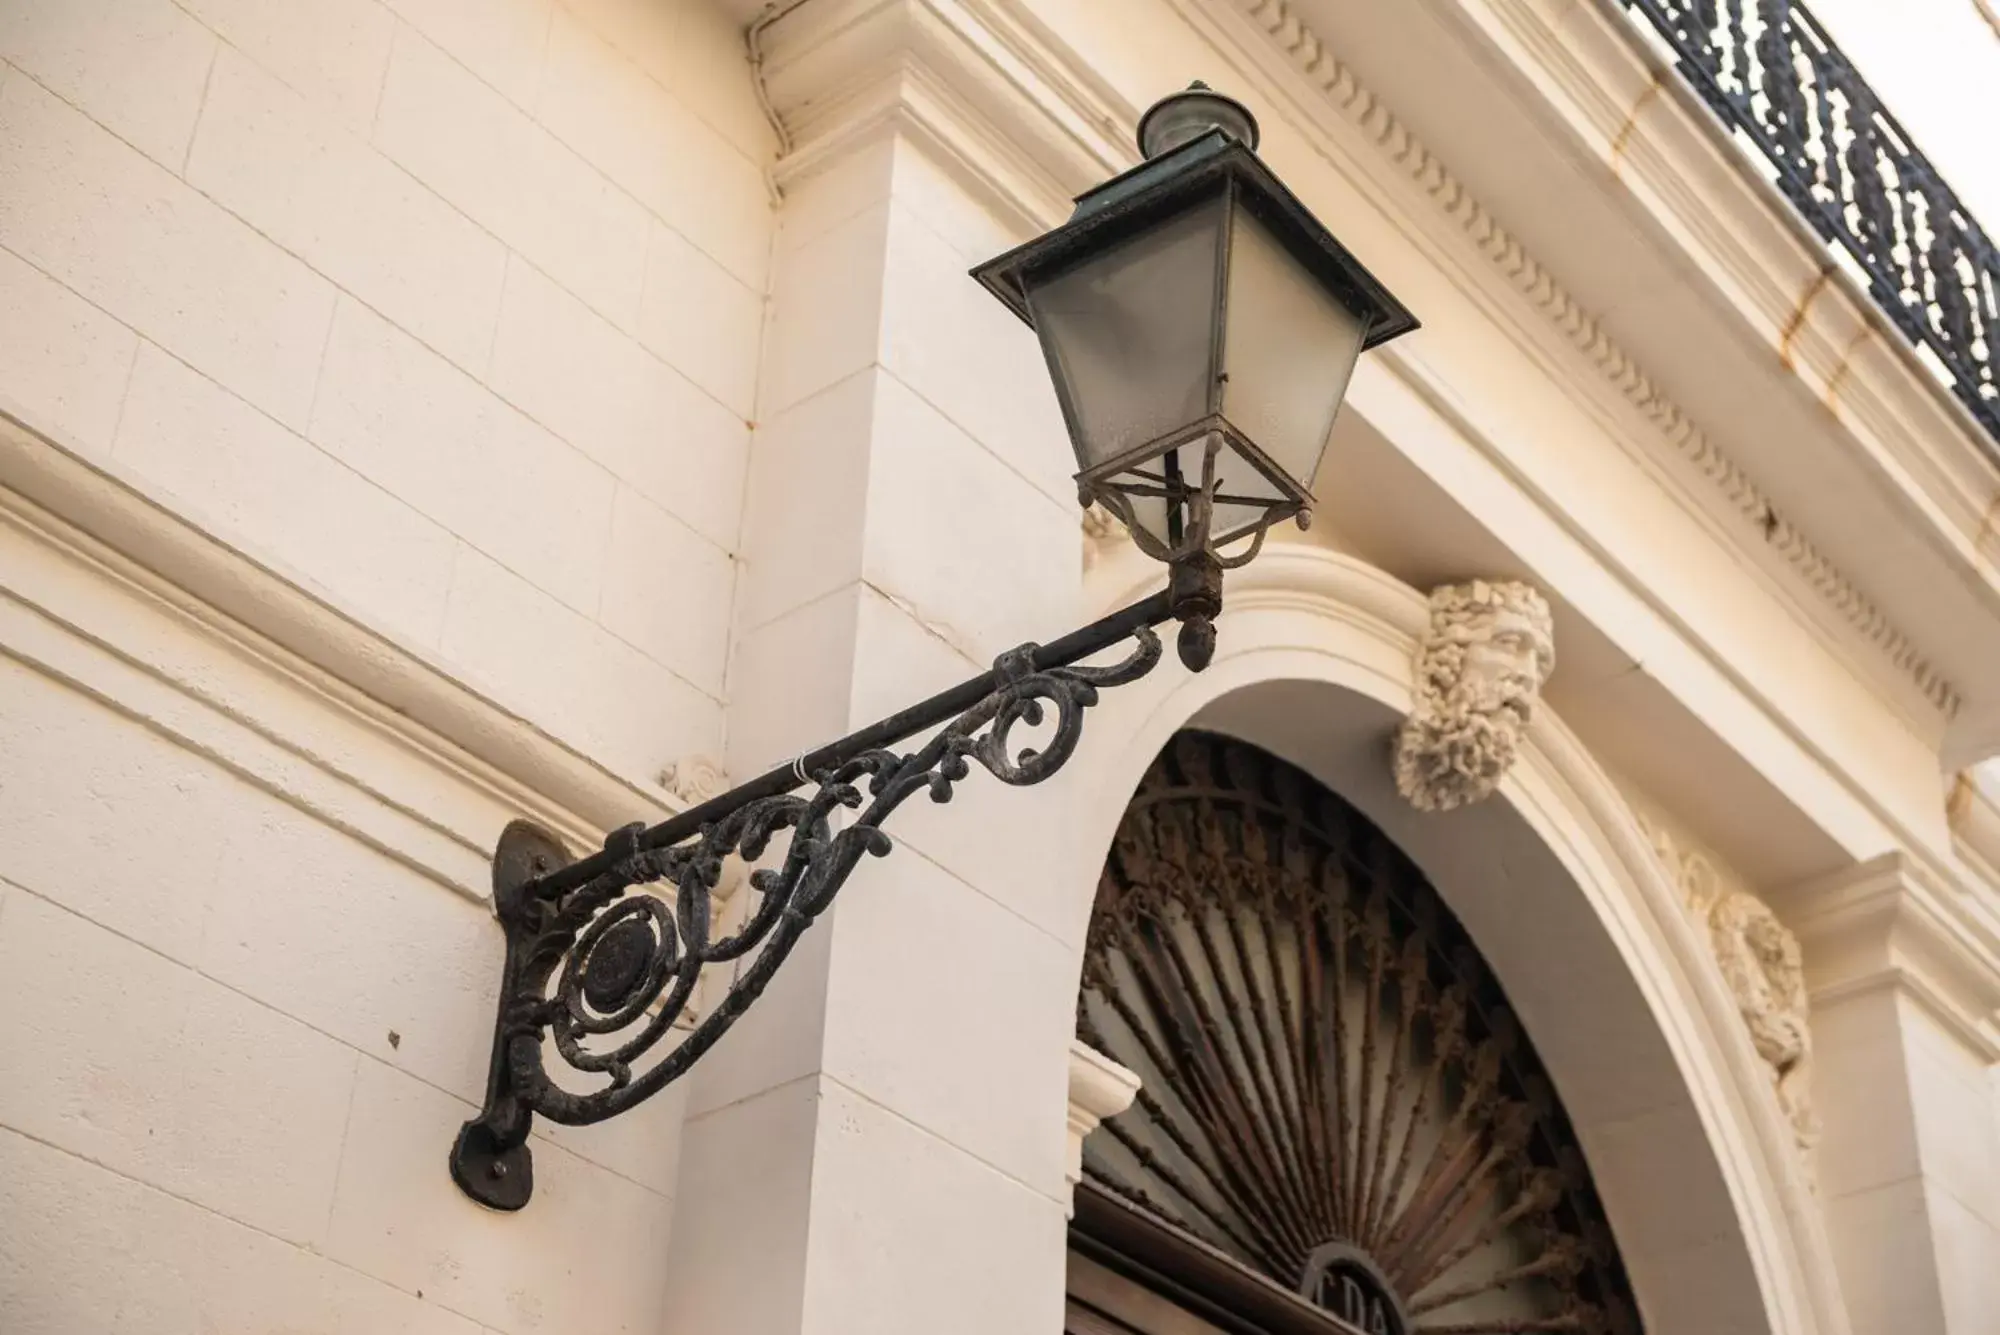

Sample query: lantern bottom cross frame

[448,590,1175,1210]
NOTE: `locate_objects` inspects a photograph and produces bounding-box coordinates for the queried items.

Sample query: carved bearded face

[1394,584,1556,812]
[1455,605,1554,717]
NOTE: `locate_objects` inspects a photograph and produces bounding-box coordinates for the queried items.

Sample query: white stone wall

[0,0,773,788]
[0,1,770,1331]
[3,0,1999,1333]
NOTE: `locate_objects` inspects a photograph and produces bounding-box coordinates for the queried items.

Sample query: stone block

[196,805,500,1105]
[186,48,506,373]
[0,658,229,963]
[682,912,837,1121]
[374,26,649,331]
[1906,1027,2000,1222]
[600,485,736,698]
[735,369,873,633]
[488,258,748,553]
[760,203,889,418]
[1826,1178,1947,1335]
[1927,1182,2000,1335]
[1576,1100,1746,1260]
[660,1078,819,1335]
[861,371,1081,661]
[547,0,678,93]
[537,8,770,289]
[439,546,722,785]
[1616,1232,1772,1335]
[722,581,860,779]
[883,135,1028,267]
[638,219,764,417]
[537,1070,690,1199]
[774,135,897,258]
[115,343,459,647]
[1811,989,1924,1199]
[800,1076,1068,1335]
[0,0,214,169]
[0,1125,136,1335]
[0,1126,484,1334]
[879,204,1074,508]
[383,0,551,110]
[178,0,396,129]
[821,849,1075,1200]
[0,892,357,1246]
[0,243,136,452]
[325,1058,674,1335]
[660,0,776,162]
[844,581,981,729]
[0,73,335,429]
[311,298,616,617]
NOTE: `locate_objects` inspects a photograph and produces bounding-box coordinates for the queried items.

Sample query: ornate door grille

[1078,734,1639,1335]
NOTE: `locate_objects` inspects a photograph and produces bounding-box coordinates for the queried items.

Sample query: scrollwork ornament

[451,622,1164,1208]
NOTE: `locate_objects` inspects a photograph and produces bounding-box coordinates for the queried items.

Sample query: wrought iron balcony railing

[1617,0,1999,444]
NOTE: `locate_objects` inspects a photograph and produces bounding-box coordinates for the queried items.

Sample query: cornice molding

[1212,0,1958,722]
[1772,852,2000,1061]
[0,402,670,899]
[1948,770,2000,893]
[757,0,1134,233]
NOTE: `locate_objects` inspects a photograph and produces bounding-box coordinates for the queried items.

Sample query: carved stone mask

[1394,580,1556,812]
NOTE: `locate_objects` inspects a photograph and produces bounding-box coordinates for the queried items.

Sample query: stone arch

[1051,543,1849,1335]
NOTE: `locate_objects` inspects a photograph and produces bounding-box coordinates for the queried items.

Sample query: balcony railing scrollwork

[1617,0,2000,444]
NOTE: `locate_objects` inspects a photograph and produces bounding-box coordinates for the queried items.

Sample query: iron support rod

[529,587,1176,898]
[450,582,1180,1207]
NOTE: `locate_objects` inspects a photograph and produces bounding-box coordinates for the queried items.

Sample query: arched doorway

[1068,732,1639,1335]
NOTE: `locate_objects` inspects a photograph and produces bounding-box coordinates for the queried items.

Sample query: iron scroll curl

[450,620,1165,1209]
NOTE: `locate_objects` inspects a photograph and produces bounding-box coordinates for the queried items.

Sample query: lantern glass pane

[1114,435,1289,556]
[1024,196,1226,473]
[1219,203,1368,490]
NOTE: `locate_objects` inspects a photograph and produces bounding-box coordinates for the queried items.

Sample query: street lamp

[449,84,1416,1210]
[976,83,1416,670]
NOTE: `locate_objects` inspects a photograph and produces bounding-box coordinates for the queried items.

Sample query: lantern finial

[1136,84,1260,159]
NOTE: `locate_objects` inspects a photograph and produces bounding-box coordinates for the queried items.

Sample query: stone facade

[3,2,2000,1335]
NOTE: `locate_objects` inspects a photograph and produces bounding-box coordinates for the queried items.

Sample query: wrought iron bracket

[449,585,1193,1209]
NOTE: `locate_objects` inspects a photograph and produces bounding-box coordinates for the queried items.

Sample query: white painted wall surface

[0,1,770,1331]
[0,0,774,790]
[2,0,1998,1332]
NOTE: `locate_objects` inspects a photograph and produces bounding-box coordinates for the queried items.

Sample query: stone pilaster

[657,7,1137,1334]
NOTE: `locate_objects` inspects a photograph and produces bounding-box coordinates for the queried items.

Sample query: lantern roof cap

[971,121,1418,353]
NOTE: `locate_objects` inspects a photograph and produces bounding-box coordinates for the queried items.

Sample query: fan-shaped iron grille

[1078,733,1639,1335]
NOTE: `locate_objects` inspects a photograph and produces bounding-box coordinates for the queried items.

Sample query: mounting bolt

[489,1161,508,1179]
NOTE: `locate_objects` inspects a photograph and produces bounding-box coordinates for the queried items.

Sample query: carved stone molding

[1394,579,1555,811]
[1772,851,2000,1063]
[1637,810,1820,1169]
[1214,0,1957,722]
[756,0,1136,234]
[0,403,665,897]
[1066,1039,1141,1218]
[660,753,727,806]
